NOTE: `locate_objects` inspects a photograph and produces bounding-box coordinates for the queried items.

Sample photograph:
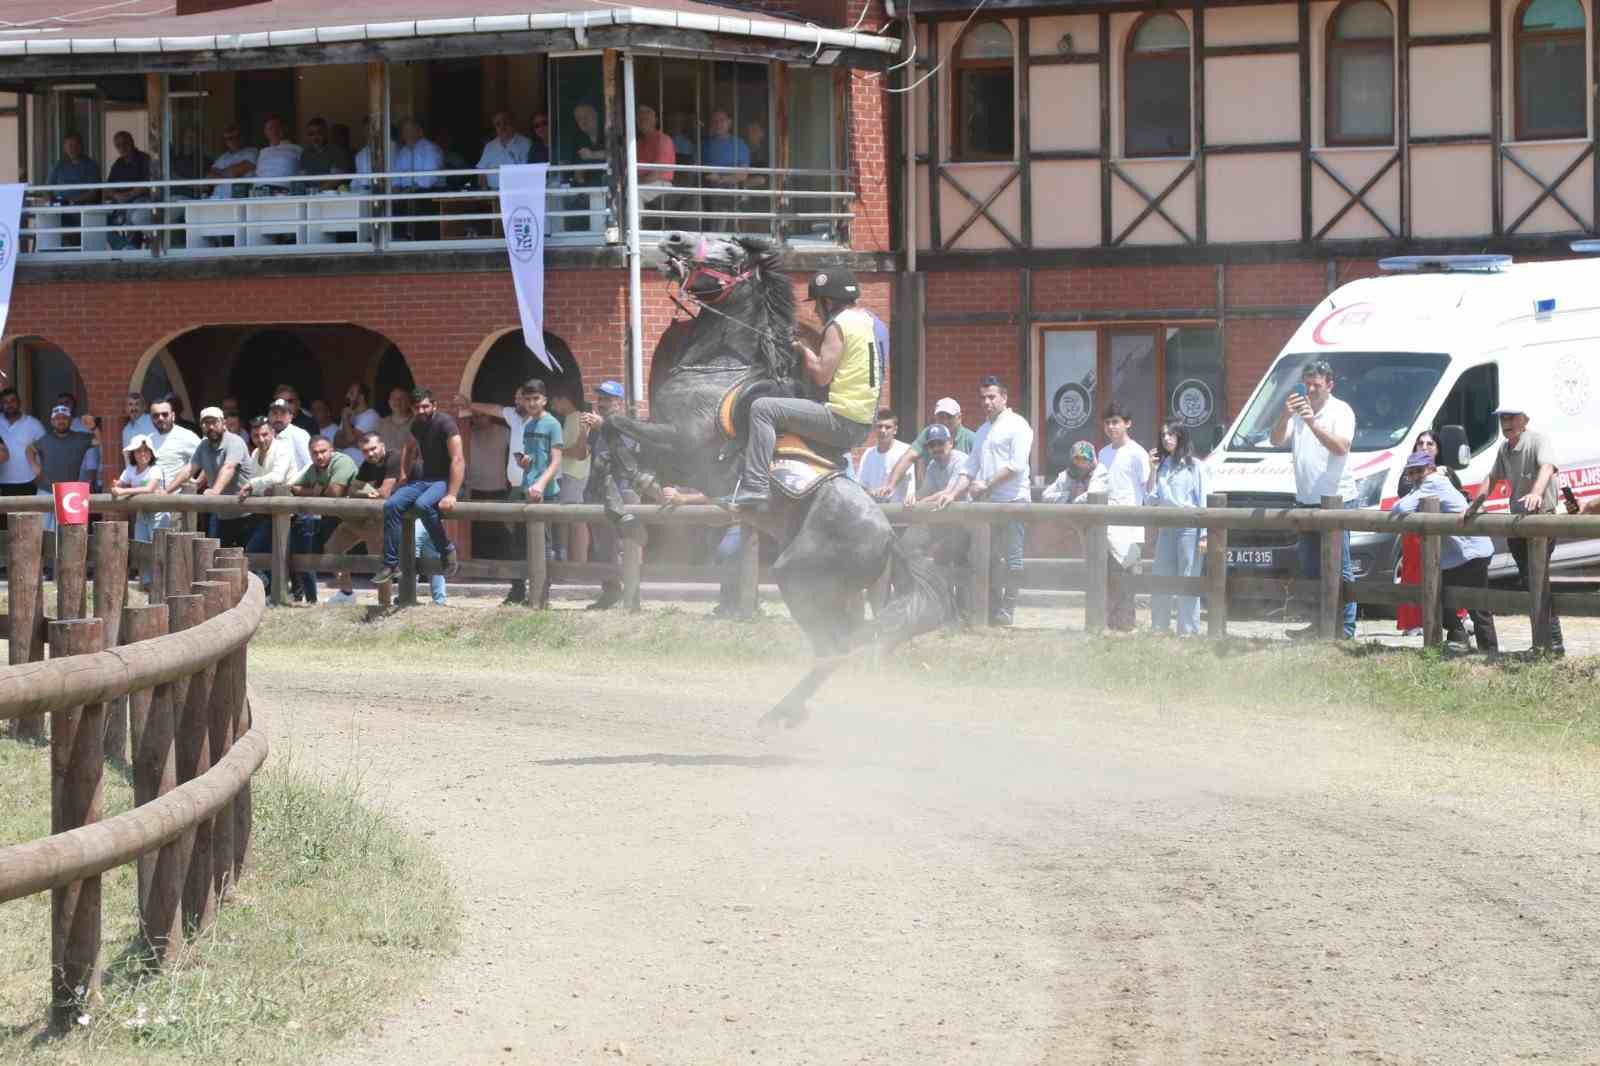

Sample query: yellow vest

[824,307,879,423]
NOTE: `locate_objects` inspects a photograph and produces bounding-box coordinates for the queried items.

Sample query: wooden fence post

[524,514,547,609]
[164,531,194,604]
[397,516,418,607]
[622,535,643,612]
[56,523,89,622]
[7,512,45,742]
[122,603,177,961]
[193,580,235,901]
[219,554,253,882]
[1084,493,1109,634]
[738,523,760,615]
[165,592,215,936]
[1205,493,1229,639]
[48,617,105,1031]
[1419,497,1443,649]
[1318,495,1344,641]
[92,522,130,764]
[148,527,167,607]
[270,513,291,607]
[968,520,991,628]
[191,537,219,585]
[1529,535,1554,651]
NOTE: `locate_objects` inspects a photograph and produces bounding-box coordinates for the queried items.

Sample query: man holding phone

[1271,359,1357,639]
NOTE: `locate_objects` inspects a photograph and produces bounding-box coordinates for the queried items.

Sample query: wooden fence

[0,513,267,1030]
[2,492,1598,649]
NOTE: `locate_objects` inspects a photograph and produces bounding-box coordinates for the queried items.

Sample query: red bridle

[675,235,754,307]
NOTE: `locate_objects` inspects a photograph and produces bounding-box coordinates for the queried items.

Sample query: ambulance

[1207,253,1600,590]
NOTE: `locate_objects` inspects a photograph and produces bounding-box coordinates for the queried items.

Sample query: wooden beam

[1099,13,1112,247]
[1491,0,1504,235]
[1298,0,1312,243]
[1503,144,1593,234]
[1397,0,1410,239]
[1019,17,1033,247]
[1311,151,1400,239]
[1110,160,1196,245]
[927,20,942,252]
[1194,0,1207,244]
[940,165,1024,248]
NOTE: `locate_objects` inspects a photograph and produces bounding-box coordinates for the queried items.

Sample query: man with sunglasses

[477,112,534,191]
[528,112,551,163]
[207,125,258,200]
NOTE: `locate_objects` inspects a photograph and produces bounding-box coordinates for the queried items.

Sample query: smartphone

[1562,485,1580,514]
[1291,384,1308,399]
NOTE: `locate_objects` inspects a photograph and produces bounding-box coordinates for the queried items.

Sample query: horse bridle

[664,240,790,351]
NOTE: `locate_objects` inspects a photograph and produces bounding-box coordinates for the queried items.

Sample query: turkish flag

[53,481,90,526]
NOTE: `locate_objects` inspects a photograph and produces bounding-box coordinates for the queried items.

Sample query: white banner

[0,184,23,347]
[498,163,557,372]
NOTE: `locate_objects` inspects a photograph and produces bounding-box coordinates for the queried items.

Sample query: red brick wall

[1225,261,1328,307]
[1222,318,1300,417]
[1031,264,1217,310]
[923,323,1020,416]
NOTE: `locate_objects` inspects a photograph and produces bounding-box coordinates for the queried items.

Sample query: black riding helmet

[807,269,860,304]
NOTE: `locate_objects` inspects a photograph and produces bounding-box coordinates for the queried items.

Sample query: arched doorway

[4,336,88,421]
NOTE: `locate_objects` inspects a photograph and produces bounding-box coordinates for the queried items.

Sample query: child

[110,434,170,589]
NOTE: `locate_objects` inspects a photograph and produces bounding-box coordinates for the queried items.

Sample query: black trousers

[1509,537,1564,651]
[1440,556,1498,651]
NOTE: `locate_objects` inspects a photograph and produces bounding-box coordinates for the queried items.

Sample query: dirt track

[259,655,1600,1065]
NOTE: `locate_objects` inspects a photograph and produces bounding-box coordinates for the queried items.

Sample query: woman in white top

[111,434,170,589]
[1145,421,1210,636]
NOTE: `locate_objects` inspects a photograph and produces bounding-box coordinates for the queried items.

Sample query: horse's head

[659,231,779,305]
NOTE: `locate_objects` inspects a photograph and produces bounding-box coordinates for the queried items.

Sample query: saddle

[718,380,847,500]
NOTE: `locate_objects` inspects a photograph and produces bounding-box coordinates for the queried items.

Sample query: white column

[622,52,645,409]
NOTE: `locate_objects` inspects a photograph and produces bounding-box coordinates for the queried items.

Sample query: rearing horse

[606,233,949,727]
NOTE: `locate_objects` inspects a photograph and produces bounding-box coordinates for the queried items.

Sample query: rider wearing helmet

[731,268,882,510]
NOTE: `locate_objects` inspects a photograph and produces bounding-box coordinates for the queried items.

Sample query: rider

[731,268,881,510]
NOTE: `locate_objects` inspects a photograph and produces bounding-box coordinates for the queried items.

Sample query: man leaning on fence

[34,405,95,533]
[1393,450,1499,653]
[374,389,463,587]
[1272,359,1357,640]
[167,406,250,545]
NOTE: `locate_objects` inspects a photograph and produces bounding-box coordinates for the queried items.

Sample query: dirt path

[256,656,1600,1065]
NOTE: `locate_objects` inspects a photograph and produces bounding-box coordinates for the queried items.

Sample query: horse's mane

[738,236,797,383]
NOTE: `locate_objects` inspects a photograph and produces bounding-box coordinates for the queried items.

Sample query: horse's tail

[876,535,953,653]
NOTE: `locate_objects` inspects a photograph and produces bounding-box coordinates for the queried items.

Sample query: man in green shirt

[882,396,978,500]
[289,436,359,605]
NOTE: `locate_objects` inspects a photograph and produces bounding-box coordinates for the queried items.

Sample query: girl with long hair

[1146,420,1209,635]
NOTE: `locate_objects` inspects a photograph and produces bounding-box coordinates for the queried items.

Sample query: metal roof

[0,0,899,58]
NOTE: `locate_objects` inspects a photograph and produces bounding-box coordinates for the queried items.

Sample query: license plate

[1226,548,1276,567]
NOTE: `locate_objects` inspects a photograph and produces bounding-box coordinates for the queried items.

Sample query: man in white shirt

[268,398,312,476]
[1270,358,1357,639]
[858,408,917,504]
[927,376,1033,625]
[142,397,199,533]
[207,125,259,200]
[121,392,155,449]
[394,117,445,240]
[334,383,382,467]
[1097,404,1151,632]
[251,115,302,195]
[354,131,399,192]
[0,388,45,497]
[477,112,533,191]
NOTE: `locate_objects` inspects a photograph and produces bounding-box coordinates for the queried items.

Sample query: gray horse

[605,233,949,727]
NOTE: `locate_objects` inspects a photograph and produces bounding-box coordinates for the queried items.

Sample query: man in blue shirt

[701,110,750,228]
[1390,450,1499,652]
[47,134,101,248]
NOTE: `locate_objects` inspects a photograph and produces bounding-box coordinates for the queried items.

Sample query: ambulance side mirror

[1437,424,1470,469]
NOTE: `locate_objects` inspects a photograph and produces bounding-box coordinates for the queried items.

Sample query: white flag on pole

[0,185,24,345]
[498,163,558,372]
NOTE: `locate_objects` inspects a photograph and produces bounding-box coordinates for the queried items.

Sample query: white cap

[124,433,155,456]
[933,397,961,416]
[199,406,224,421]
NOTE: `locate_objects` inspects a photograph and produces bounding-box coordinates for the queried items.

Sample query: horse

[604,232,950,728]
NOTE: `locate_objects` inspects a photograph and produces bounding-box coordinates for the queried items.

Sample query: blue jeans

[416,519,448,604]
[1152,527,1201,635]
[714,525,743,610]
[991,520,1024,613]
[384,480,453,567]
[1296,501,1357,638]
[244,515,320,602]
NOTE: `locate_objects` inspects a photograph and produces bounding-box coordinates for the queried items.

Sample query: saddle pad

[773,433,841,470]
[771,458,842,500]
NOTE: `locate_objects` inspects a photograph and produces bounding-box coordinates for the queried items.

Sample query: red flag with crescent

[53,481,89,526]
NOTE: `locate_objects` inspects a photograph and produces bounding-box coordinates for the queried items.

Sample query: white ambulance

[1208,253,1600,589]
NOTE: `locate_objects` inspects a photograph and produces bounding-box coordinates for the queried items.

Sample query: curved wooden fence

[0,513,267,1030]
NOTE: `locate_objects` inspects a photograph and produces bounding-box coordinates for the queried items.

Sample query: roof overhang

[0,6,900,80]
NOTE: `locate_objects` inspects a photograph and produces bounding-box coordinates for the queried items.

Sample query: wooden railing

[0,514,267,1030]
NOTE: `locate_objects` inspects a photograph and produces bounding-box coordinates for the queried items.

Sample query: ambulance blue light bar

[1572,239,1600,254]
[1378,255,1513,274]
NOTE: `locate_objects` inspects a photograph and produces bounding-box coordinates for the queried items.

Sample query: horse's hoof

[758,701,809,732]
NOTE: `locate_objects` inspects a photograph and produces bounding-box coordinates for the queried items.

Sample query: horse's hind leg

[761,571,855,729]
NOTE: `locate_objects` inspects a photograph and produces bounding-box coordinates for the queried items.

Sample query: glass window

[1326,1,1394,146]
[1516,0,1586,140]
[786,66,840,242]
[1125,13,1191,157]
[951,20,1015,160]
[1432,362,1500,454]
[1226,352,1449,452]
[1042,331,1098,477]
[1164,327,1226,454]
[1108,331,1161,440]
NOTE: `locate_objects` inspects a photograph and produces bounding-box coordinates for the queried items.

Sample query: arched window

[1516,0,1587,140]
[1326,0,1395,145]
[951,20,1015,160]
[1125,13,1192,157]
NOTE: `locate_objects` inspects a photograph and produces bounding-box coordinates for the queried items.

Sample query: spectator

[394,117,444,240]
[110,435,168,585]
[1271,359,1357,640]
[207,125,258,199]
[374,388,463,586]
[1393,451,1499,652]
[0,388,43,499]
[47,133,100,247]
[901,423,971,617]
[251,115,302,195]
[377,385,415,457]
[269,398,313,475]
[1041,440,1106,502]
[105,130,154,250]
[334,383,382,466]
[456,378,563,605]
[529,112,551,163]
[237,416,298,595]
[143,396,199,534]
[703,109,750,188]
[416,517,450,605]
[170,126,208,185]
[636,105,676,205]
[34,405,95,533]
[121,392,154,448]
[478,112,534,191]
[584,380,636,611]
[926,376,1033,626]
[322,431,402,604]
[300,117,353,188]
[566,103,606,178]
[1396,430,1465,637]
[285,436,359,604]
[272,382,321,436]
[312,399,339,444]
[54,392,99,489]
[353,127,398,193]
[668,112,696,161]
[1098,404,1151,633]
[550,390,592,565]
[858,408,917,503]
[1145,420,1208,637]
[885,397,977,496]
[169,406,250,545]
[1465,402,1563,654]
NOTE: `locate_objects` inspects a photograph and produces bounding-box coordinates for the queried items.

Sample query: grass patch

[0,741,460,1065]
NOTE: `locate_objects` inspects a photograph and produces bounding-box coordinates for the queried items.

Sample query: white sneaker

[325,591,356,605]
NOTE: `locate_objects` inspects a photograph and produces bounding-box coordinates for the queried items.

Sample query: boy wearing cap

[1465,404,1563,653]
[1393,451,1498,652]
[34,405,95,532]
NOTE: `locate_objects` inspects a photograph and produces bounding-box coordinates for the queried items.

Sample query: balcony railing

[19,161,856,262]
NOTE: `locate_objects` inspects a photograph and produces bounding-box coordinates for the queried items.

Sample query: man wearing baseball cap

[1393,449,1498,652]
[167,405,251,544]
[583,380,636,610]
[1465,400,1563,652]
[884,397,978,499]
[34,404,95,533]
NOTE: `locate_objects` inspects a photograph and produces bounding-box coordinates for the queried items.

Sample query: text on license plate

[1227,549,1276,566]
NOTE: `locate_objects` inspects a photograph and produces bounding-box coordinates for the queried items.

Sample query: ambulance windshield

[1226,352,1449,453]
